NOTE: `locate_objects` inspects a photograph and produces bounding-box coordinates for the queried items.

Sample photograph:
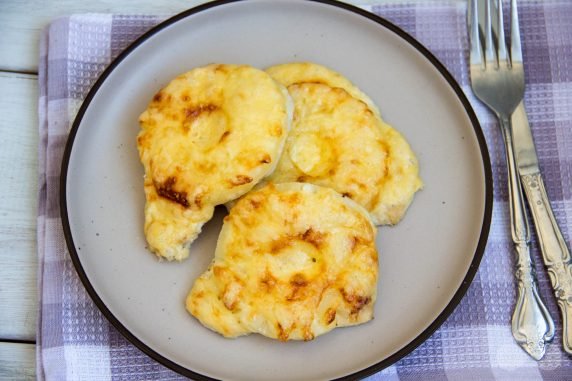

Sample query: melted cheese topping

[263,82,422,225]
[137,64,292,260]
[266,62,380,117]
[187,183,378,341]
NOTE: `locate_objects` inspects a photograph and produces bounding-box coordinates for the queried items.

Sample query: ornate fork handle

[521,172,572,355]
[500,116,555,359]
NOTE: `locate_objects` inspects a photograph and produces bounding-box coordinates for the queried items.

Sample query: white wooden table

[0,1,467,379]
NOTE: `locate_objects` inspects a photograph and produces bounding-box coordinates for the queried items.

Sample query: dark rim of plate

[60,0,493,380]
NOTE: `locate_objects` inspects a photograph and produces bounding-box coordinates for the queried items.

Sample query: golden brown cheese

[137,64,292,260]
[266,62,381,117]
[187,183,378,340]
[265,62,422,225]
[263,83,422,225]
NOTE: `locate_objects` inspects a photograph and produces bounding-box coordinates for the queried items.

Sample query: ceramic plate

[61,1,492,379]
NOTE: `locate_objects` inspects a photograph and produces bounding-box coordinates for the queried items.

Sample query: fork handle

[500,116,555,359]
[521,172,572,355]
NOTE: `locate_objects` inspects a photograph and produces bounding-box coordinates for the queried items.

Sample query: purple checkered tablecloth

[37,1,572,380]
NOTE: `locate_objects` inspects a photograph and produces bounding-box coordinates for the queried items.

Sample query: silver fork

[468,0,555,360]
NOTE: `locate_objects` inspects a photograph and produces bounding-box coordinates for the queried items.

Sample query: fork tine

[510,0,523,64]
[496,0,509,66]
[484,0,497,67]
[469,0,484,67]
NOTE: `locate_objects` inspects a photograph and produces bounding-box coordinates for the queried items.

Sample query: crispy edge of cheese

[370,122,423,225]
[266,61,381,117]
[143,178,215,261]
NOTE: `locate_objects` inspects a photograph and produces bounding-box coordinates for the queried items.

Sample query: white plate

[61,1,492,380]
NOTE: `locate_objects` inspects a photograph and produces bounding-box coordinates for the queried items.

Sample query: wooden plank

[0,73,38,341]
[0,342,36,380]
[0,0,210,73]
[0,0,464,74]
